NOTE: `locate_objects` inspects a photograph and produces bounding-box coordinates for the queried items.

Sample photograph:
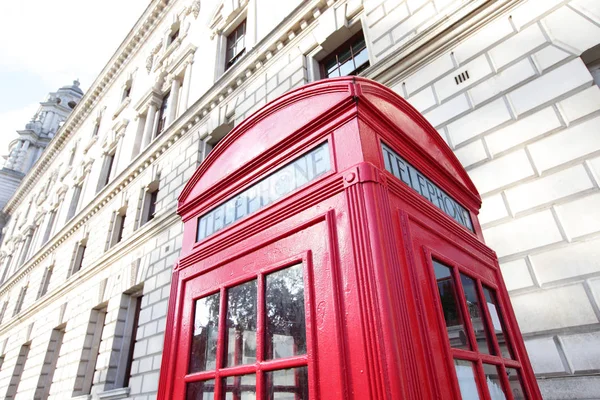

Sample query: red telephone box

[158,77,542,400]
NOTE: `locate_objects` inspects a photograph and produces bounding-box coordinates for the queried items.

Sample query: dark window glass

[92,122,100,137]
[506,368,527,400]
[321,32,370,78]
[187,379,215,400]
[454,359,480,400]
[266,264,306,360]
[71,243,86,275]
[483,364,507,400]
[156,92,170,136]
[169,28,180,45]
[103,154,115,187]
[460,274,493,354]
[148,190,158,221]
[223,374,256,399]
[266,367,309,400]
[225,280,257,367]
[122,84,132,101]
[483,287,512,359]
[189,293,220,373]
[433,260,469,350]
[226,20,246,70]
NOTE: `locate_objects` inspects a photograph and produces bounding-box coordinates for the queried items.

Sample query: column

[142,103,158,148]
[180,61,193,112]
[167,78,181,125]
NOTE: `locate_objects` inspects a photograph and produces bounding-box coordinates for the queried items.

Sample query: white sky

[0,0,149,157]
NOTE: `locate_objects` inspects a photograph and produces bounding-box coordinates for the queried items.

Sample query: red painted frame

[159,77,542,399]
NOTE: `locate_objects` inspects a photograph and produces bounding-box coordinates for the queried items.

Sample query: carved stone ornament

[147,40,164,73]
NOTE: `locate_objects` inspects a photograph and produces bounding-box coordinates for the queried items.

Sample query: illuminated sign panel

[197,142,331,241]
[381,143,474,232]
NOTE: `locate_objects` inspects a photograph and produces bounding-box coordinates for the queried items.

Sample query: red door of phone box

[158,77,542,400]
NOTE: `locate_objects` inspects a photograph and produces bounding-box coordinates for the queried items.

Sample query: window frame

[225,19,247,71]
[319,31,370,79]
[155,91,171,137]
[182,255,315,399]
[426,250,528,400]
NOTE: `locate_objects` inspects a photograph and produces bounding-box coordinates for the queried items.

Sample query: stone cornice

[2,0,174,215]
[365,0,524,84]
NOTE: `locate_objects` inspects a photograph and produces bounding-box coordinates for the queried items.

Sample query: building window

[156,92,171,137]
[140,188,158,227]
[42,210,58,245]
[34,326,65,400]
[37,265,54,299]
[5,343,30,400]
[69,239,87,277]
[68,147,76,167]
[225,19,246,70]
[0,301,8,325]
[73,306,107,397]
[0,256,11,284]
[108,291,142,389]
[168,27,180,46]
[92,121,101,137]
[97,152,115,192]
[109,208,127,249]
[12,286,27,317]
[122,80,132,102]
[66,184,83,221]
[432,259,527,399]
[320,32,369,78]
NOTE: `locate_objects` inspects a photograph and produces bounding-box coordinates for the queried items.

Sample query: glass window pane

[506,368,527,400]
[226,280,258,367]
[266,367,309,400]
[352,48,369,71]
[454,360,480,400]
[338,47,352,64]
[189,293,220,373]
[483,287,512,359]
[187,379,216,400]
[326,67,340,78]
[483,364,507,400]
[351,37,366,53]
[266,264,307,360]
[223,374,256,400]
[339,59,355,76]
[433,261,470,350]
[460,274,493,354]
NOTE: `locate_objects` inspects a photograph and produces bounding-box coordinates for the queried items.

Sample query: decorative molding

[112,97,131,120]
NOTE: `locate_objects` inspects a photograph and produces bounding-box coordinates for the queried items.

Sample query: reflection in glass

[266,367,309,400]
[190,294,221,373]
[506,368,527,400]
[461,274,493,354]
[266,264,306,359]
[483,364,507,400]
[223,374,256,400]
[483,287,512,359]
[187,379,216,400]
[226,280,258,367]
[433,261,469,349]
[454,360,480,400]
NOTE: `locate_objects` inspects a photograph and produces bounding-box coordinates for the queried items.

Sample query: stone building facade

[0,0,598,399]
[0,81,83,242]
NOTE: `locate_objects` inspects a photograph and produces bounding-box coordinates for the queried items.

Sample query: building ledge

[98,387,130,400]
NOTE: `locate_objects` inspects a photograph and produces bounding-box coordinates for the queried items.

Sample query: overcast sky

[0,0,150,156]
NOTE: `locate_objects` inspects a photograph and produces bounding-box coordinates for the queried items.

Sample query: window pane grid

[186,264,309,399]
[321,33,370,79]
[432,259,525,400]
